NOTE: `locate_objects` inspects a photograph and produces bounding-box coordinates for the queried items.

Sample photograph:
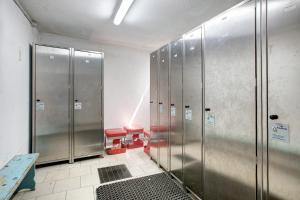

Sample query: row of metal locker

[32,44,104,164]
[150,0,300,200]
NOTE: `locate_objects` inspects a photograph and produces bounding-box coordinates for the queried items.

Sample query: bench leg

[17,165,36,192]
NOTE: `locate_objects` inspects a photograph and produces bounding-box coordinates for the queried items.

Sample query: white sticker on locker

[36,102,45,111]
[171,107,176,117]
[185,109,192,120]
[74,102,82,110]
[206,114,215,126]
[270,123,289,143]
[160,104,163,113]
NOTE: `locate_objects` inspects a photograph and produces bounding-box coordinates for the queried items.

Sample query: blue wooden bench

[0,153,39,200]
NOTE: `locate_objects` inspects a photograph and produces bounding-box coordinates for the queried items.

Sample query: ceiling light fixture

[113,0,134,25]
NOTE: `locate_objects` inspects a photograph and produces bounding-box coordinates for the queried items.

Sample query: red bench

[105,128,127,155]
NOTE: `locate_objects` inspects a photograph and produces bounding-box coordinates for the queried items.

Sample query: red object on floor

[124,126,145,149]
[144,130,150,155]
[105,128,127,155]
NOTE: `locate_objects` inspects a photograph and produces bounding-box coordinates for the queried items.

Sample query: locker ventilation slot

[96,173,192,200]
[98,164,132,183]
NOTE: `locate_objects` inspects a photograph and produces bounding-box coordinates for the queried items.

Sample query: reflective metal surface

[267,0,300,199]
[203,1,256,200]
[73,50,104,158]
[34,45,70,164]
[170,39,184,181]
[150,51,159,163]
[158,45,170,171]
[182,27,203,198]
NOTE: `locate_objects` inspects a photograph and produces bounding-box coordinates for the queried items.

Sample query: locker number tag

[36,102,45,111]
[171,107,176,117]
[185,109,192,120]
[206,114,215,126]
[270,123,289,143]
[159,104,163,113]
[74,102,82,110]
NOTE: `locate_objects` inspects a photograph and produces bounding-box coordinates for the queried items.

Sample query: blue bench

[0,154,39,200]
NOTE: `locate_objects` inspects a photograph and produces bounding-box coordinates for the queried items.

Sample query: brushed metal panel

[150,51,159,163]
[73,50,104,158]
[159,45,170,171]
[267,0,300,199]
[183,27,203,198]
[170,39,184,181]
[203,1,256,200]
[34,45,70,164]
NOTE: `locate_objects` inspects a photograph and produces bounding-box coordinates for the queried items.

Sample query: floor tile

[36,192,66,200]
[66,186,94,200]
[70,166,91,177]
[81,173,100,187]
[53,177,80,193]
[22,182,55,199]
[44,169,70,182]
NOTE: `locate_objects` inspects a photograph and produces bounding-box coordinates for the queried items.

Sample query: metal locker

[203,1,256,200]
[33,45,71,164]
[182,27,203,198]
[158,45,170,171]
[170,39,184,182]
[73,50,104,159]
[267,0,300,199]
[150,51,159,163]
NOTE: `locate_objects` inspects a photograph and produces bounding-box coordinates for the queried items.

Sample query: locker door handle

[159,102,163,105]
[270,115,279,120]
[205,108,211,112]
[171,104,175,106]
[36,99,40,102]
[150,101,153,103]
[74,99,79,102]
[185,105,190,108]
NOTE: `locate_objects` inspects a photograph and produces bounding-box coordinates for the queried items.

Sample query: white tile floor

[13,148,163,200]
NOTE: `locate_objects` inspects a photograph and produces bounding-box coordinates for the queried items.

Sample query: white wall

[37,33,150,132]
[0,0,37,168]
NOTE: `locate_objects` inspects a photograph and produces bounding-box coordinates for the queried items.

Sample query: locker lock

[36,99,40,102]
[205,108,211,112]
[159,102,163,105]
[185,105,190,109]
[269,115,279,120]
[74,99,79,102]
[171,104,175,106]
[150,101,154,104]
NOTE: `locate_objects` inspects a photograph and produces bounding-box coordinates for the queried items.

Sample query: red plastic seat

[105,128,127,138]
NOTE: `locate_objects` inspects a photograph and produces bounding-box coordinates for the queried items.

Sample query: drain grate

[96,173,192,200]
[98,164,132,183]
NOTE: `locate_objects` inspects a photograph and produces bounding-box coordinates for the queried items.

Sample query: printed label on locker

[171,107,176,117]
[36,102,45,111]
[74,102,82,110]
[185,109,192,120]
[160,104,163,113]
[270,123,289,143]
[206,114,215,126]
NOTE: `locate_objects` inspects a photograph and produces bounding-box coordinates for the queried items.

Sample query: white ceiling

[19,0,243,51]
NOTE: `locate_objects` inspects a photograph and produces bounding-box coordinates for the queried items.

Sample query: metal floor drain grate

[96,173,192,200]
[98,164,132,183]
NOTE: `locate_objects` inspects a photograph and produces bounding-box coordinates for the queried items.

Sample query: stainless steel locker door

[34,45,70,164]
[204,1,256,200]
[73,50,103,158]
[182,27,203,197]
[159,45,170,170]
[170,39,184,181]
[267,1,300,199]
[150,51,159,163]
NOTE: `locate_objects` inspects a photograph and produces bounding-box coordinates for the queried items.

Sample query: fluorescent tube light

[113,0,134,25]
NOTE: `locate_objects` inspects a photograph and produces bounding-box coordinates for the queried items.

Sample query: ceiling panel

[19,0,244,50]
